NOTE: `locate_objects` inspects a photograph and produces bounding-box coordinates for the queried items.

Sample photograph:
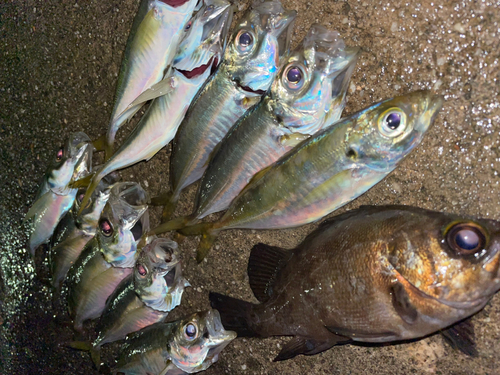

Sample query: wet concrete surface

[1,0,500,374]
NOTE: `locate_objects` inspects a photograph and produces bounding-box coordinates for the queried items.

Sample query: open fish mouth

[177,57,217,79]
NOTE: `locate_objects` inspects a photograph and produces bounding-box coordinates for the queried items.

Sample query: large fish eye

[99,218,113,237]
[55,147,64,162]
[184,322,197,340]
[136,263,148,277]
[378,108,407,138]
[283,65,305,91]
[446,223,487,255]
[235,30,254,53]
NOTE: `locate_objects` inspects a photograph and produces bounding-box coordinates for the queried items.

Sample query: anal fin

[440,318,477,357]
[274,336,348,362]
[247,243,291,303]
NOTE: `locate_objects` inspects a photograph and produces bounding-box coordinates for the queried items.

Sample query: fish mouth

[235,79,267,96]
[160,0,192,7]
[177,57,216,79]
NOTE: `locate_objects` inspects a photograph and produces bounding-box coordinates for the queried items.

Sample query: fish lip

[159,0,192,7]
[177,56,215,79]
[234,79,266,95]
[205,309,237,345]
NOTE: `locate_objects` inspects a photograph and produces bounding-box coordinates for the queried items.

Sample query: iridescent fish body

[113,309,236,375]
[191,25,359,220]
[105,0,199,159]
[49,182,112,293]
[164,0,297,218]
[93,238,189,350]
[180,91,443,261]
[26,132,92,256]
[67,182,149,332]
[79,0,234,216]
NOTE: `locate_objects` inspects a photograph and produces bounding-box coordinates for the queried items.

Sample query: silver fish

[49,183,111,293]
[150,25,359,236]
[105,0,199,160]
[26,132,92,256]
[113,309,236,375]
[70,238,189,368]
[67,182,149,332]
[78,0,234,216]
[160,0,297,219]
[180,91,443,261]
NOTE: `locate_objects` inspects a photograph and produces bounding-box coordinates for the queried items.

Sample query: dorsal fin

[247,243,290,303]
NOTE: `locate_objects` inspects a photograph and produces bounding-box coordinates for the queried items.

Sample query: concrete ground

[1,0,499,374]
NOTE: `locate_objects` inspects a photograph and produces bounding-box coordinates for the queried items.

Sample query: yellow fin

[279,132,311,148]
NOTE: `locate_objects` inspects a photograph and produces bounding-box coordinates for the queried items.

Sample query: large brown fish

[210,205,500,361]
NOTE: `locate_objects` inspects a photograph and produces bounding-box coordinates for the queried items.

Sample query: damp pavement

[1,0,499,374]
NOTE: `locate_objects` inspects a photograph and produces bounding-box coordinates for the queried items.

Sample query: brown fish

[210,205,500,360]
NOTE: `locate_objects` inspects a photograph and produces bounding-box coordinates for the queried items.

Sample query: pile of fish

[23,0,500,373]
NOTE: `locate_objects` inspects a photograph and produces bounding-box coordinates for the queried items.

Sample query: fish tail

[91,133,107,153]
[209,292,259,337]
[149,190,179,222]
[68,341,101,369]
[104,125,118,162]
[76,172,103,216]
[148,216,190,237]
[68,340,92,351]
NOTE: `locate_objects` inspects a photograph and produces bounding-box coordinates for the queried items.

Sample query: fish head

[344,90,443,172]
[75,185,112,234]
[270,25,359,134]
[169,309,236,372]
[387,210,500,317]
[172,0,233,78]
[134,237,181,308]
[46,132,92,192]
[227,0,297,95]
[98,182,148,267]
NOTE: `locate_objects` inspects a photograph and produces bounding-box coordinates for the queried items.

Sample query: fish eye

[446,223,487,255]
[283,65,305,91]
[378,108,407,138]
[185,21,192,31]
[235,30,254,53]
[77,191,85,204]
[99,218,113,237]
[55,147,64,162]
[184,322,197,340]
[164,250,173,263]
[136,263,148,277]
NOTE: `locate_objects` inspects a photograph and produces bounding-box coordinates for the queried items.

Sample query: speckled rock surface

[1,0,499,374]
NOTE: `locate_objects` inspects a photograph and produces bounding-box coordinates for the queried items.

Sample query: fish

[156,0,297,220]
[69,238,189,368]
[25,132,92,256]
[78,0,234,216]
[49,182,112,293]
[67,182,149,332]
[112,309,236,375]
[177,90,443,261]
[104,0,199,160]
[210,205,500,361]
[149,24,359,237]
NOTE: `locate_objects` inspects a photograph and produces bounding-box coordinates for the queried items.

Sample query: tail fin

[75,172,102,216]
[177,222,219,263]
[209,292,258,337]
[68,341,101,369]
[149,191,178,222]
[148,217,190,236]
[248,243,291,303]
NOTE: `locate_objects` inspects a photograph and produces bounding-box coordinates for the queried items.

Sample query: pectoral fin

[120,76,175,113]
[440,319,477,357]
[279,132,311,148]
[391,280,419,325]
[274,336,349,361]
